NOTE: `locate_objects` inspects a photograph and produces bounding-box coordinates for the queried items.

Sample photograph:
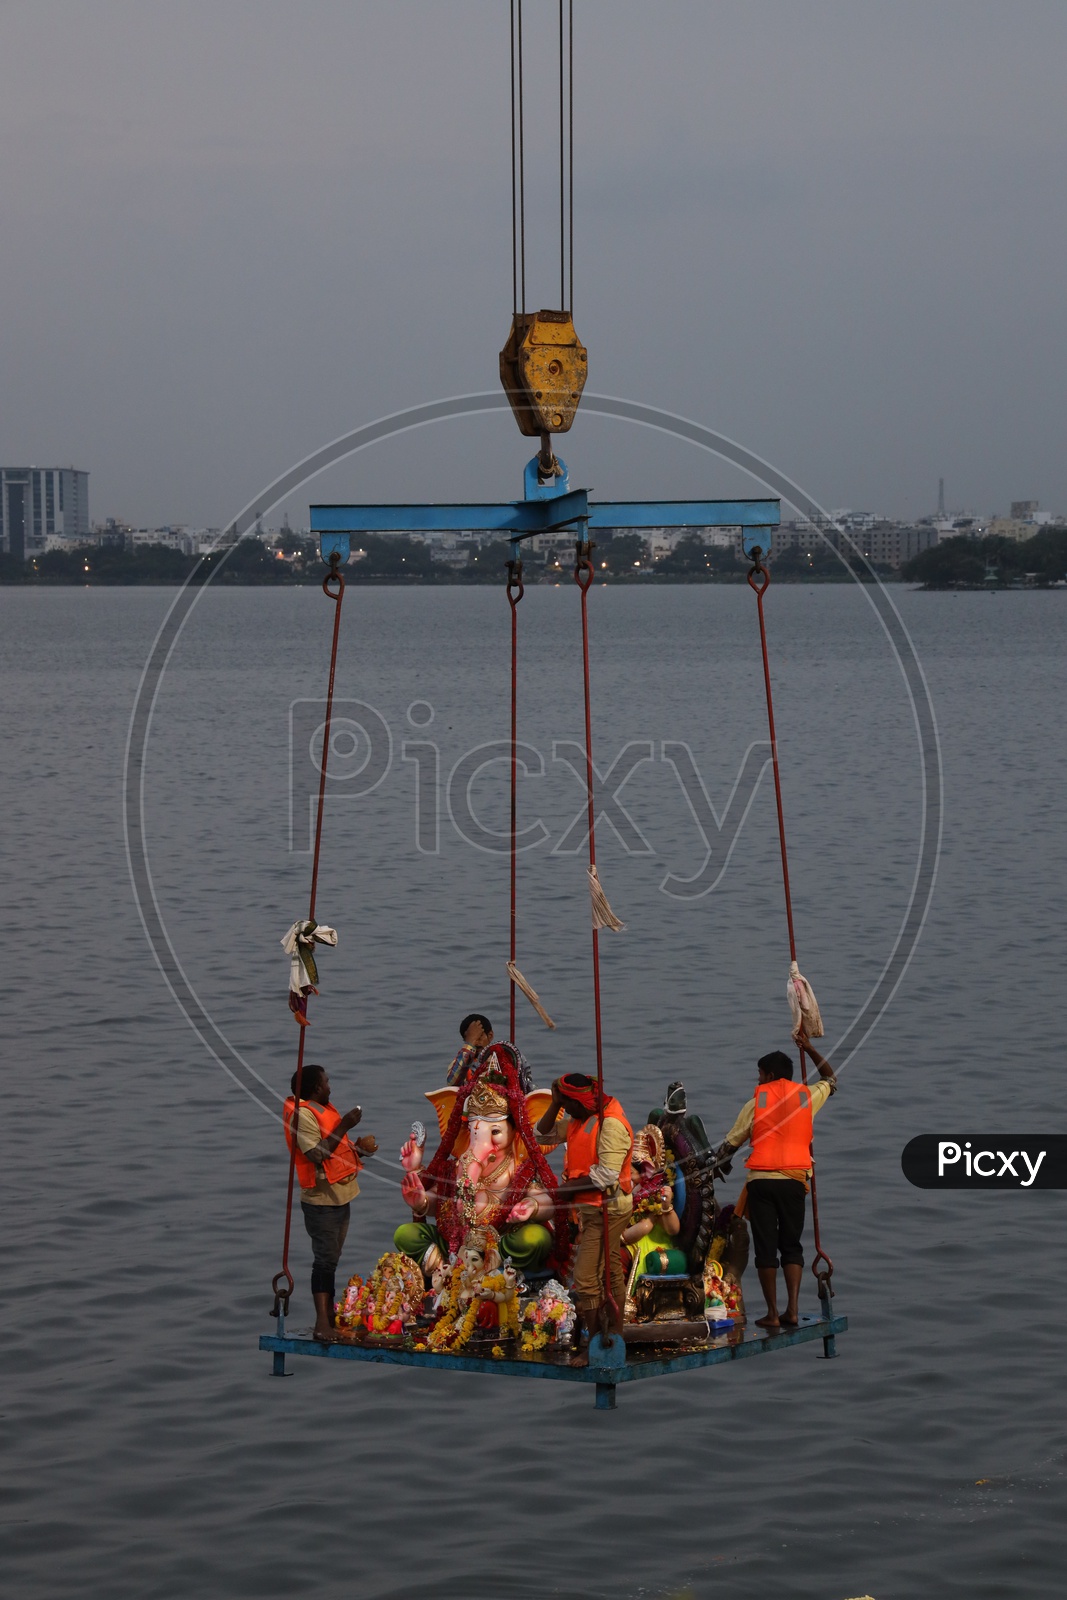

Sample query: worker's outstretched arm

[796,1028,837,1088]
[709,1139,737,1179]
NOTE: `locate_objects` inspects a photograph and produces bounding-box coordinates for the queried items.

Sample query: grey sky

[2,0,1064,526]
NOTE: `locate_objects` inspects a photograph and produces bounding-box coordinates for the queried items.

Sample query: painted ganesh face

[423,1084,553,1163]
[460,1245,485,1276]
[466,1116,515,1168]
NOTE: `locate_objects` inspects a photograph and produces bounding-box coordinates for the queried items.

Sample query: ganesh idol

[393,1043,565,1279]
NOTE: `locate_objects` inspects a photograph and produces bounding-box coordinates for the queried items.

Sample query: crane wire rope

[510,1,527,315]
[510,0,574,316]
[746,554,834,1305]
[558,0,565,307]
[271,558,347,1319]
[559,0,575,310]
[568,0,574,313]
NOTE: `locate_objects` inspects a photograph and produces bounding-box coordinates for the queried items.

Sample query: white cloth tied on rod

[588,865,625,932]
[505,960,557,1029]
[281,919,338,995]
[786,959,823,1039]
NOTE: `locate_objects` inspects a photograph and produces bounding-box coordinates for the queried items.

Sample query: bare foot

[780,1313,799,1327]
[754,1313,781,1329]
[312,1325,336,1343]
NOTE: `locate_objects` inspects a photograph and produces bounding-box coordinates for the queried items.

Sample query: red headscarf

[558,1074,602,1114]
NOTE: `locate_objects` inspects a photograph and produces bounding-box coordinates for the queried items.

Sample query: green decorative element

[393,1219,552,1272]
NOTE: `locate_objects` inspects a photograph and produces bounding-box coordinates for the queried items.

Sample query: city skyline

[2,3,1065,526]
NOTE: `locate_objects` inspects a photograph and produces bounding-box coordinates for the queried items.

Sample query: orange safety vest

[746,1079,814,1172]
[283,1097,362,1192]
[564,1097,634,1206]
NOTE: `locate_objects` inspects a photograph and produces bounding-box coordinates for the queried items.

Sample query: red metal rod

[748,566,797,964]
[507,560,524,1039]
[275,566,347,1303]
[746,562,833,1287]
[275,1026,308,1300]
[309,568,347,925]
[574,545,619,1332]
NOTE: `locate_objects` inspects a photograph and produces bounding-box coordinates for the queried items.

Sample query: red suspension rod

[506,555,525,1040]
[272,561,347,1313]
[573,541,619,1335]
[746,558,833,1294]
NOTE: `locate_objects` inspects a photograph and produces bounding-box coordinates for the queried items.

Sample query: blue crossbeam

[591,500,779,529]
[260,1312,847,1405]
[311,496,779,536]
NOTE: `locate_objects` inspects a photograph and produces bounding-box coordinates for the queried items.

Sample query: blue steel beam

[311,492,591,537]
[589,499,778,529]
[310,497,779,536]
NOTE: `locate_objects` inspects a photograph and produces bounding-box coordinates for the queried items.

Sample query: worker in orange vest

[712,1027,837,1330]
[535,1072,634,1343]
[283,1063,378,1341]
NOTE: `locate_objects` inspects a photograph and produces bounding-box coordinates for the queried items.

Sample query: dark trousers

[747,1179,806,1269]
[301,1201,350,1300]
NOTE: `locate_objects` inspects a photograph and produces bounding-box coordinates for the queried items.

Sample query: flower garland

[428,1292,481,1353]
[519,1278,576,1355]
[631,1149,678,1221]
[426,1253,522,1352]
[427,1265,486,1352]
[337,1253,424,1337]
[435,1152,542,1256]
[480,1271,521,1340]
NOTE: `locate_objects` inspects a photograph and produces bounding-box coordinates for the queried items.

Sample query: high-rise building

[825,523,940,570]
[0,467,89,558]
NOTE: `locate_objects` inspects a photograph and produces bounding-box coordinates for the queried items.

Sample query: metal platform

[260,1311,847,1408]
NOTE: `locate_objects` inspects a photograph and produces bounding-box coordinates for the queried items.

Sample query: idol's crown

[465,1074,510,1122]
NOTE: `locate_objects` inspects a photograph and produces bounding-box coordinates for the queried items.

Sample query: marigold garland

[427,1257,522,1351]
[631,1150,677,1220]
[519,1278,576,1354]
[337,1253,423,1336]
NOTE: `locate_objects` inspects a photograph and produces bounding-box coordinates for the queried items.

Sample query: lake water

[3,581,1065,1600]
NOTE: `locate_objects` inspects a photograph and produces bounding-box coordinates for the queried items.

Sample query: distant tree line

[901,527,1067,589]
[1,526,930,586]
[0,538,318,585]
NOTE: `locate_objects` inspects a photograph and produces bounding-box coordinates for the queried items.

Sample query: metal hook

[746,561,770,596]
[322,550,345,600]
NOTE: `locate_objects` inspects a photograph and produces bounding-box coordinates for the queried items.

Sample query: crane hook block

[499,310,588,437]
